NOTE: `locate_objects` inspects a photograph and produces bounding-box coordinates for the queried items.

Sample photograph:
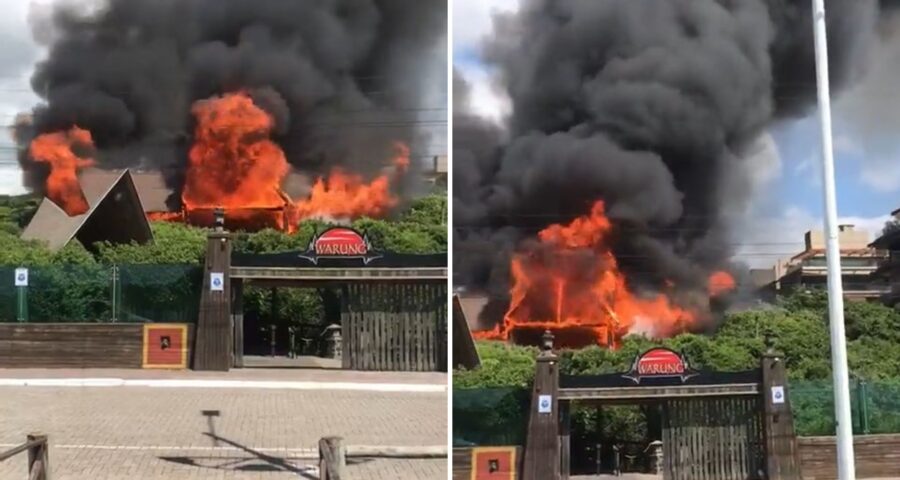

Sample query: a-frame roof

[21,169,153,251]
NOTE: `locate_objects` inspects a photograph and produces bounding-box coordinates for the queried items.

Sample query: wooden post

[318,436,346,479]
[760,336,801,480]
[26,433,48,480]
[232,278,244,368]
[194,208,233,371]
[560,400,571,479]
[522,330,561,480]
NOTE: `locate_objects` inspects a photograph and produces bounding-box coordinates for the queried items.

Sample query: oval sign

[623,347,697,384]
[314,227,368,256]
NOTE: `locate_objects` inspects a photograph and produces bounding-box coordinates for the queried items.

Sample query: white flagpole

[810,0,856,478]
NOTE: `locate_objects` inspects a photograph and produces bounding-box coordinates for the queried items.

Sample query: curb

[0,443,448,459]
[0,378,447,393]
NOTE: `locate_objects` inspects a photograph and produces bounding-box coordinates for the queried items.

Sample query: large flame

[28,127,95,216]
[708,270,737,297]
[290,143,408,222]
[475,201,735,348]
[173,91,406,231]
[184,91,289,212]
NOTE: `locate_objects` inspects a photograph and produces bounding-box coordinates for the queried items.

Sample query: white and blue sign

[210,272,224,292]
[14,268,28,287]
[538,394,552,414]
[772,386,785,405]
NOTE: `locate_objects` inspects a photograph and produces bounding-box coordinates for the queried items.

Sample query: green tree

[95,222,208,264]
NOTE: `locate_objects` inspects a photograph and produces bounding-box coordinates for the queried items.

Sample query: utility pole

[810,1,856,478]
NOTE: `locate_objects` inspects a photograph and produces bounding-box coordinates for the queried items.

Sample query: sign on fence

[772,385,785,404]
[14,268,28,287]
[210,272,224,291]
[537,395,552,413]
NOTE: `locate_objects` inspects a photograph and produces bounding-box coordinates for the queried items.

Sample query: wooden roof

[21,170,153,251]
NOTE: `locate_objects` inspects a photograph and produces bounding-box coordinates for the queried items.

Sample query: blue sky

[771,116,898,219]
[452,0,898,267]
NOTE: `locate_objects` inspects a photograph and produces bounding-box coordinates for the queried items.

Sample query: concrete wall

[805,225,872,251]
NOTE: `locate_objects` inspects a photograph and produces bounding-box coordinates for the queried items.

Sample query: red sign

[300,227,381,264]
[623,348,697,384]
[471,447,516,480]
[314,227,368,256]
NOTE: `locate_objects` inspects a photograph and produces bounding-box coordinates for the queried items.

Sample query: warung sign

[298,227,383,265]
[622,347,698,384]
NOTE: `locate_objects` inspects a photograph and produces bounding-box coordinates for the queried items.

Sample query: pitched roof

[79,168,173,212]
[78,168,313,211]
[21,170,153,251]
[452,295,481,370]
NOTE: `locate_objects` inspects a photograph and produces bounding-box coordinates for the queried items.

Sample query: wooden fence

[662,397,765,480]
[0,323,143,368]
[0,323,194,369]
[342,282,447,372]
[0,434,49,480]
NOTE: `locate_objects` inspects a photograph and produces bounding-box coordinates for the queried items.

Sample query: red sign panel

[623,348,697,384]
[470,447,516,480]
[300,227,381,264]
[142,324,188,369]
[314,227,368,256]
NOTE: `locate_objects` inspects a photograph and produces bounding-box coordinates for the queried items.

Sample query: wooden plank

[374,292,382,371]
[0,323,146,368]
[403,286,411,372]
[420,283,427,371]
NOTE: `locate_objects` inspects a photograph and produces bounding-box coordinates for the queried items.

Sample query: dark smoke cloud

[17,0,446,205]
[454,0,897,324]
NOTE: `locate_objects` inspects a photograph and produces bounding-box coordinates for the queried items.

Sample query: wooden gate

[341,282,447,372]
[663,397,765,480]
[519,337,802,480]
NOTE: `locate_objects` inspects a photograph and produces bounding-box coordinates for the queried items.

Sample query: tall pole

[811,1,856,478]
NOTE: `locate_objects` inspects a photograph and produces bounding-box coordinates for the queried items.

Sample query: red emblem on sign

[622,348,697,384]
[300,227,381,264]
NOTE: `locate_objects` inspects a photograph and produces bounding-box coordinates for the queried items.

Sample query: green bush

[454,296,900,443]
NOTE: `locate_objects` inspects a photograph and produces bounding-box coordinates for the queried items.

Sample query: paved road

[0,370,447,479]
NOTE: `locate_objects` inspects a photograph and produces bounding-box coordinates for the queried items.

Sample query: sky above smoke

[7,0,446,204]
[453,0,897,278]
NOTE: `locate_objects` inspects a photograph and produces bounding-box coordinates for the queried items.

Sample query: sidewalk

[0,367,448,392]
[0,368,448,479]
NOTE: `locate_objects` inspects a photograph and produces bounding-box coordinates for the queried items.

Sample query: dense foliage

[0,194,446,326]
[454,291,900,441]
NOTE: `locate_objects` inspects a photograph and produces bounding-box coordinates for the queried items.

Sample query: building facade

[870,208,900,309]
[752,225,889,301]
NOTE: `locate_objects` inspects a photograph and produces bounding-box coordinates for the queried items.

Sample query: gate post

[194,208,233,371]
[560,400,570,478]
[522,330,561,480]
[231,278,244,368]
[761,338,801,480]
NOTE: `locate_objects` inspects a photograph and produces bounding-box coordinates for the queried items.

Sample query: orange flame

[28,127,95,216]
[183,91,289,212]
[708,270,736,297]
[290,143,408,222]
[147,211,184,222]
[474,201,703,348]
[180,91,406,231]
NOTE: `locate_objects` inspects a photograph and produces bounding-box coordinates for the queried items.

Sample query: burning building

[454,0,897,348]
[16,0,446,233]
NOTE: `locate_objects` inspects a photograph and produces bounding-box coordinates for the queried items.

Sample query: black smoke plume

[17,0,446,207]
[455,0,896,328]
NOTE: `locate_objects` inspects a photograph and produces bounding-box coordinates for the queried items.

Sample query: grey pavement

[0,367,447,385]
[0,370,447,479]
